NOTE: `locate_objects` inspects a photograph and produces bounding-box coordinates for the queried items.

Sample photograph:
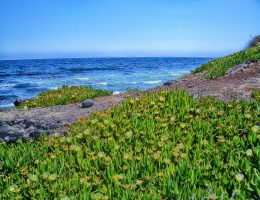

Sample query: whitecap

[0,103,14,107]
[96,82,108,86]
[0,83,16,89]
[113,91,122,95]
[129,81,137,84]
[76,77,90,81]
[144,80,162,84]
[170,71,189,76]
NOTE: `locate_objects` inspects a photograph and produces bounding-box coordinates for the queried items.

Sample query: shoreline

[0,61,259,142]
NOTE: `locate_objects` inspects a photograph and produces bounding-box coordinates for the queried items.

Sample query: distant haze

[0,0,260,60]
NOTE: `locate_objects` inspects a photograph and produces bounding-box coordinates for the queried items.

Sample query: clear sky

[0,0,260,60]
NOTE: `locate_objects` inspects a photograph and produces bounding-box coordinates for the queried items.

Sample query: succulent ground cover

[16,85,112,109]
[1,89,259,199]
[193,46,260,79]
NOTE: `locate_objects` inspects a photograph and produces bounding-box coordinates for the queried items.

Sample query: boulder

[0,123,25,142]
[163,80,177,86]
[25,119,37,128]
[27,126,44,139]
[81,99,94,108]
[13,99,25,106]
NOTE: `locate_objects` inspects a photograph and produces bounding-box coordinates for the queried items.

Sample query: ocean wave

[17,71,43,76]
[129,81,137,84]
[13,83,34,89]
[144,80,162,84]
[0,83,16,89]
[95,82,108,86]
[0,57,210,107]
[0,103,15,108]
[170,71,189,76]
[0,95,18,101]
[76,77,90,81]
[64,67,120,72]
[112,91,123,95]
[26,87,48,92]
[0,73,12,78]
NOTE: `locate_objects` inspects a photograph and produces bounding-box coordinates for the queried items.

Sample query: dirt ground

[160,61,260,101]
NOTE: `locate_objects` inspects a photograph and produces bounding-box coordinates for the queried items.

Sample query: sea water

[0,57,211,107]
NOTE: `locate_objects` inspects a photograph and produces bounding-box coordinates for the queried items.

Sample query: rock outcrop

[0,93,136,142]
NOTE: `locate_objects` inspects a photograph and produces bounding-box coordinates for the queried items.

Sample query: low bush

[16,85,111,109]
[193,46,260,79]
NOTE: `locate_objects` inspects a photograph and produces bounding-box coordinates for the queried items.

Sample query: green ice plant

[193,46,260,79]
[16,85,111,109]
[1,89,259,199]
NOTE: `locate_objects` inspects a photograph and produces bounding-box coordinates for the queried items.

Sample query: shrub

[16,85,112,108]
[246,35,260,49]
[193,46,260,79]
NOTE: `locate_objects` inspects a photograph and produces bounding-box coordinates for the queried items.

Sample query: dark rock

[15,118,25,124]
[35,123,48,130]
[48,123,60,130]
[81,99,94,108]
[13,99,25,106]
[2,121,12,126]
[18,123,27,129]
[0,123,25,142]
[25,119,37,128]
[163,80,177,86]
[26,126,35,134]
[22,133,30,141]
[28,128,45,139]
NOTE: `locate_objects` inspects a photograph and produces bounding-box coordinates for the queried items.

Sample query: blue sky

[0,0,260,60]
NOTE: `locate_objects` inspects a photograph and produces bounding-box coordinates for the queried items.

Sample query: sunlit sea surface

[0,57,212,107]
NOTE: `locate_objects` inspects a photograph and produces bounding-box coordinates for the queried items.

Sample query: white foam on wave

[76,77,90,81]
[0,103,14,107]
[96,82,108,86]
[130,81,137,84]
[0,83,16,88]
[144,80,162,84]
[112,91,123,95]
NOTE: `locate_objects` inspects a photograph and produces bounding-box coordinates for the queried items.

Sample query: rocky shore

[160,61,260,101]
[0,93,140,142]
[0,61,259,142]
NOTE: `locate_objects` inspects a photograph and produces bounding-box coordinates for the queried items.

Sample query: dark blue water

[0,57,211,107]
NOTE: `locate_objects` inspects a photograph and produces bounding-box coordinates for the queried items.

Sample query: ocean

[0,57,211,107]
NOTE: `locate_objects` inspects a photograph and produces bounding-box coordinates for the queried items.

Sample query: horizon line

[0,55,216,61]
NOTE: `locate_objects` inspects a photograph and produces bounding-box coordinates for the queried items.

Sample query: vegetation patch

[1,89,259,199]
[193,46,260,79]
[16,85,112,109]
[246,35,260,49]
